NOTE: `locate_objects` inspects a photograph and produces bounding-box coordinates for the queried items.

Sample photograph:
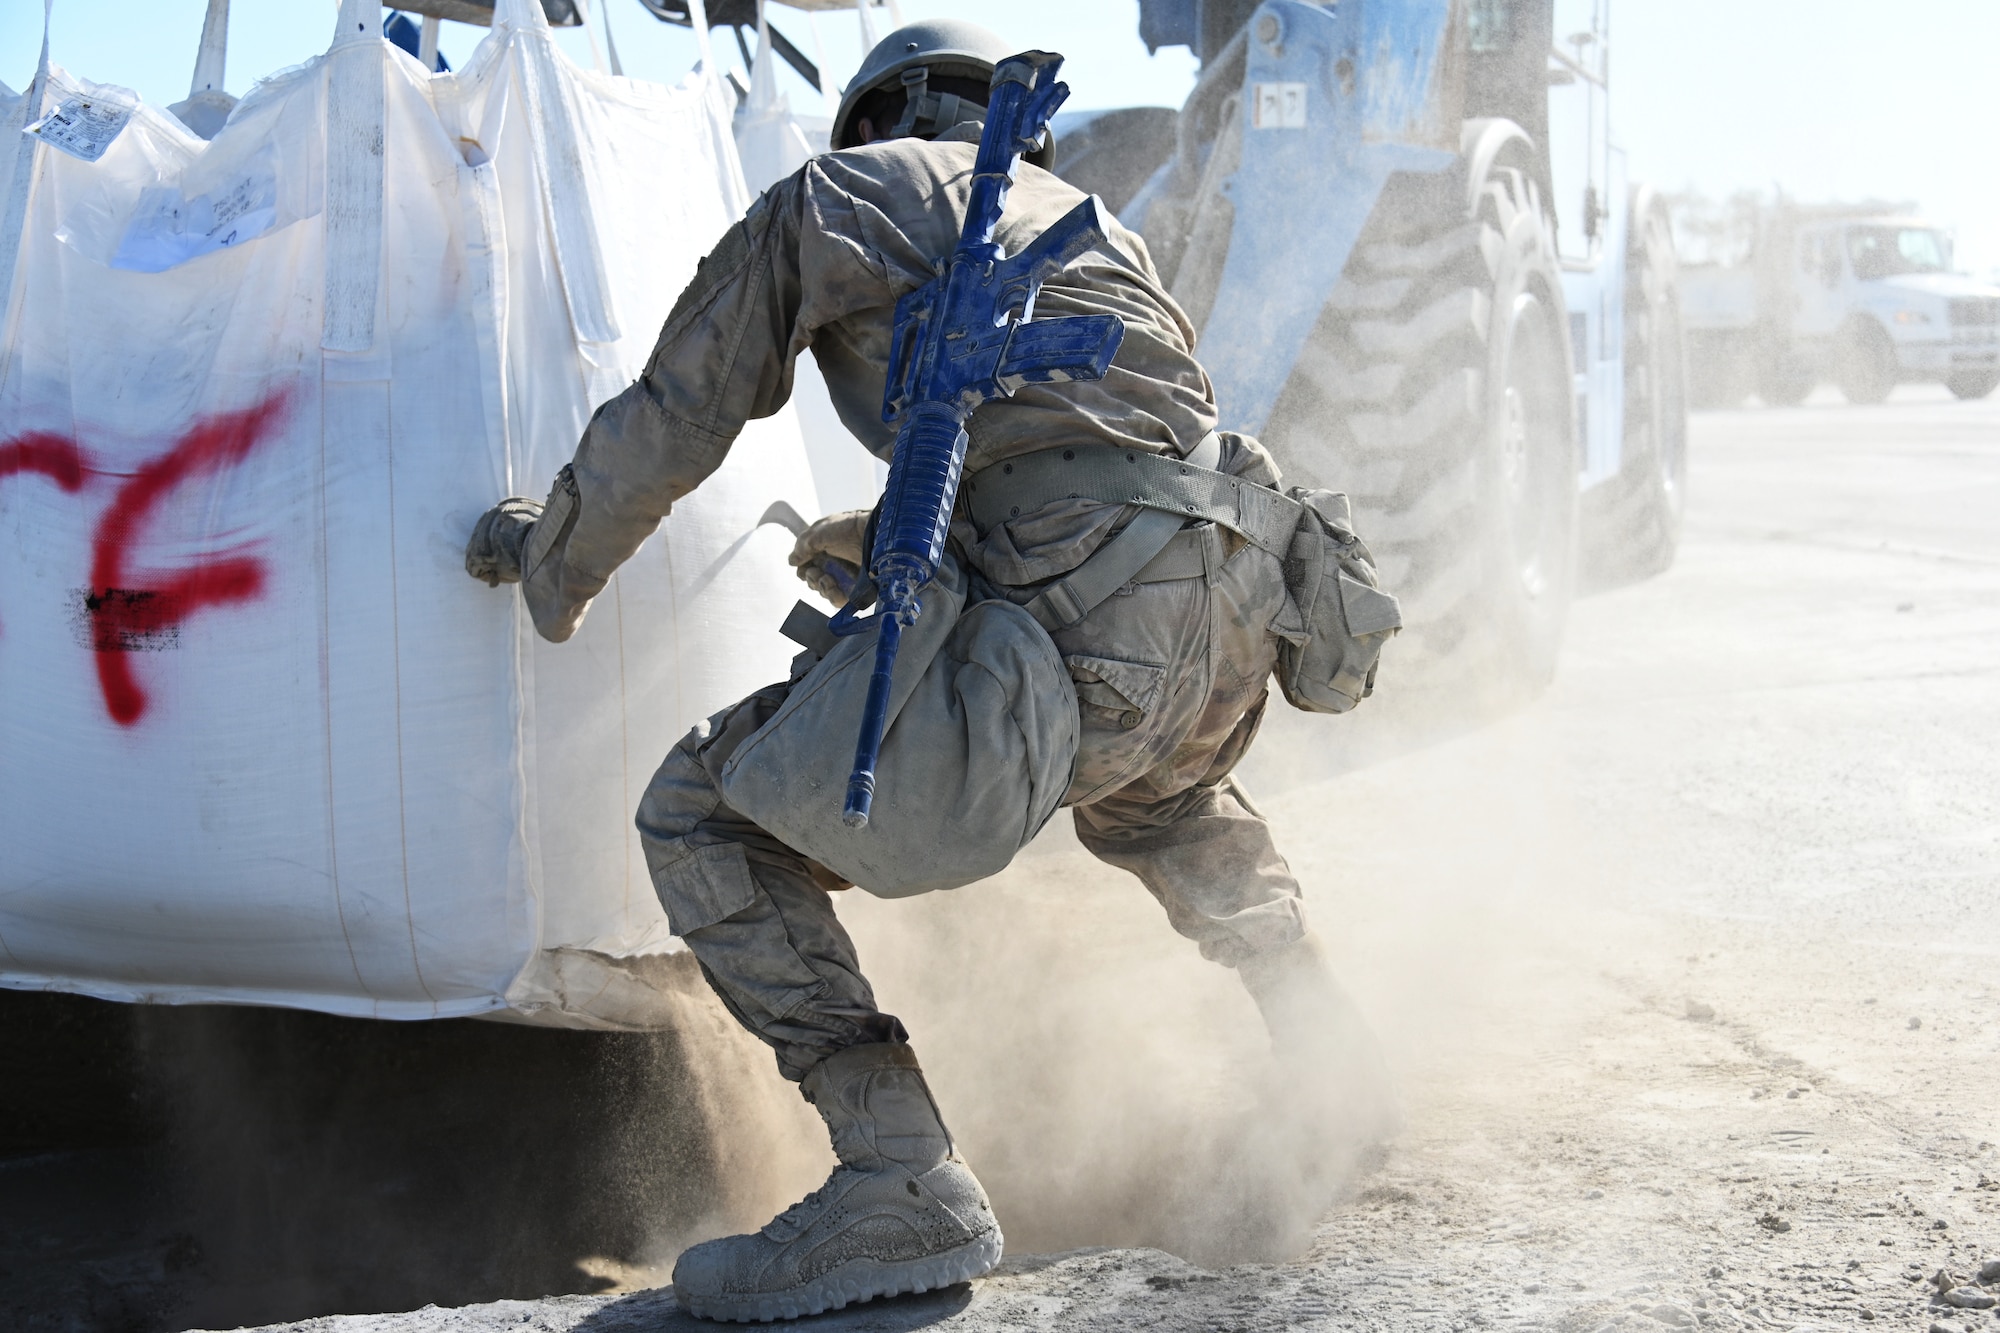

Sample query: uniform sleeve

[521,162,889,643]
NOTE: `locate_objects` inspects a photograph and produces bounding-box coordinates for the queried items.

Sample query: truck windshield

[1847,226,1950,280]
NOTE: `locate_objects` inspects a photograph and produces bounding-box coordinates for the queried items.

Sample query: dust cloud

[734,678,1590,1268]
[831,819,1380,1267]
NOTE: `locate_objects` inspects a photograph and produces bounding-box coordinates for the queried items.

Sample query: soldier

[465,19,1389,1324]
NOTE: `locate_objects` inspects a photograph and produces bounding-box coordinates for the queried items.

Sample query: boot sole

[675,1227,1003,1324]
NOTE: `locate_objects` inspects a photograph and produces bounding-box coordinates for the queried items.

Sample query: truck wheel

[1582,200,1687,588]
[1835,319,1897,404]
[1264,145,1578,697]
[1946,370,1999,400]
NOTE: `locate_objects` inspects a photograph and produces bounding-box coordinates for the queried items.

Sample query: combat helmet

[832,19,1055,167]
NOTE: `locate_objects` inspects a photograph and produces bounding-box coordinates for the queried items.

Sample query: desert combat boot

[672,1041,1002,1322]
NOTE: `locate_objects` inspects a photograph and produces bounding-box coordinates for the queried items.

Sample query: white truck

[1681,206,2000,406]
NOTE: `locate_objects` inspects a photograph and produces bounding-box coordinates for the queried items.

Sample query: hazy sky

[5,0,1998,275]
[1613,1,2000,277]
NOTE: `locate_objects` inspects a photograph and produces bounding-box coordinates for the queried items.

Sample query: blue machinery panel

[1143,0,1637,485]
[1197,0,1459,435]
[1138,0,1200,54]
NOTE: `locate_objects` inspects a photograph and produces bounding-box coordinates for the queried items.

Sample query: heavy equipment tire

[1263,136,1578,698]
[1758,347,1815,407]
[1580,198,1687,589]
[1835,319,1897,404]
[1946,370,1999,400]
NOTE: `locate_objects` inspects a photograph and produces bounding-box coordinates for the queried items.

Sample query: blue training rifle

[828,49,1126,829]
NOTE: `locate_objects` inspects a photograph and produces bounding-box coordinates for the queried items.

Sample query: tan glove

[464,497,543,587]
[786,509,869,605]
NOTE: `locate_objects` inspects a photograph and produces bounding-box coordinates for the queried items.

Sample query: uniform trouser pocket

[1056,574,1206,805]
[651,838,761,936]
[671,857,829,1030]
[636,695,902,1081]
[1065,653,1169,730]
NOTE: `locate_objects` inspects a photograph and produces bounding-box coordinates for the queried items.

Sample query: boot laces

[767,1168,859,1235]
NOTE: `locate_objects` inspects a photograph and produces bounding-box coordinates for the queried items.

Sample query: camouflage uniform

[522,124,1306,1081]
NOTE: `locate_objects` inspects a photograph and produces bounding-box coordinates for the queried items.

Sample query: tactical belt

[961,433,1307,633]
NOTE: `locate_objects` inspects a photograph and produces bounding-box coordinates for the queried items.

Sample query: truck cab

[1801,218,2000,401]
[1683,207,2000,405]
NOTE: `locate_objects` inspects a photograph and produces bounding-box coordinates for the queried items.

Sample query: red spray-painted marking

[86,390,292,726]
[0,435,90,636]
[0,435,88,491]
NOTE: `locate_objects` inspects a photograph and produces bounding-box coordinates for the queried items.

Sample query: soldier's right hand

[464,497,544,587]
[787,509,869,605]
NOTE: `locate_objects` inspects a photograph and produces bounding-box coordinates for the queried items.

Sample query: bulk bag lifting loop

[325,0,387,354]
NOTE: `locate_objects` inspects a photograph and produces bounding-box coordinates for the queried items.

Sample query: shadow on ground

[0,964,809,1333]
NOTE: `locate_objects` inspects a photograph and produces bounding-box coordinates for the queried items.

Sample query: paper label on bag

[25,95,133,162]
[112,166,279,272]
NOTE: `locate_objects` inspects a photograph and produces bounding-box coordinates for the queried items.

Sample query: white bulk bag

[0,0,817,1026]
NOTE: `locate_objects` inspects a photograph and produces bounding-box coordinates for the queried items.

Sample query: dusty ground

[27,386,2000,1331]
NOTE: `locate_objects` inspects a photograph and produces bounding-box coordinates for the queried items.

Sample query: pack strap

[1125,523,1215,583]
[1016,432,1232,633]
[962,435,1302,558]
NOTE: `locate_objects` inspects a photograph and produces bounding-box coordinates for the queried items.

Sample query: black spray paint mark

[72,589,183,652]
